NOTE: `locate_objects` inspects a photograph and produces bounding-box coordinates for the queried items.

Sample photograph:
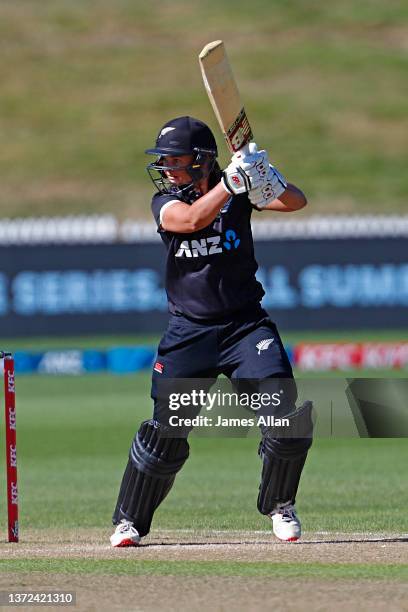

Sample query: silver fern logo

[159,127,176,137]
[256,338,274,355]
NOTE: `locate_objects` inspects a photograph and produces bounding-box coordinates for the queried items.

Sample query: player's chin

[166,173,189,185]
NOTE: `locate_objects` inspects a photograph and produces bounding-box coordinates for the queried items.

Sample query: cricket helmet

[145,116,218,199]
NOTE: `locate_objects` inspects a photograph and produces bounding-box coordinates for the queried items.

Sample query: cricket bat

[199,40,253,154]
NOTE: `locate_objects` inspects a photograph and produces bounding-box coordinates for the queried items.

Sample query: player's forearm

[281,184,307,209]
[263,183,307,212]
[161,183,230,233]
[187,183,230,231]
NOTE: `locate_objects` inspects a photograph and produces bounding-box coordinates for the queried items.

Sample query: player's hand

[221,143,269,195]
[248,165,287,209]
[234,142,269,189]
[221,160,251,195]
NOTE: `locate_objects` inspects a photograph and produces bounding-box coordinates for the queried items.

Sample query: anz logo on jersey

[175,229,240,258]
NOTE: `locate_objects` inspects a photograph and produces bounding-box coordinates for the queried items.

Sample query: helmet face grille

[146,152,217,199]
[147,171,199,204]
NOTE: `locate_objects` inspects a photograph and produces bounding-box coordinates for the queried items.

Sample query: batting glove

[249,164,287,209]
[221,159,251,195]
[234,142,270,189]
[221,142,269,195]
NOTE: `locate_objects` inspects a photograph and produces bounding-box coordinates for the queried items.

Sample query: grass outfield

[1,372,406,535]
[1,1,407,218]
[0,369,406,608]
[1,559,407,580]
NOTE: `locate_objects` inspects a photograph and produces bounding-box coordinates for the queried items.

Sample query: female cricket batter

[110,116,312,546]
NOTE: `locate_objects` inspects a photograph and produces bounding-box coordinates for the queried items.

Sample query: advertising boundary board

[0,237,407,337]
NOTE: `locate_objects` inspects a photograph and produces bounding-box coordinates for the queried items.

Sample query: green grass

[0,559,406,580]
[0,364,406,589]
[1,373,407,534]
[0,1,407,217]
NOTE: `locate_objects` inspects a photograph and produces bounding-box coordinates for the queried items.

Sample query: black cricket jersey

[151,192,265,320]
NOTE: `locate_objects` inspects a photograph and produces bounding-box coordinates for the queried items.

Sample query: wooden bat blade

[199,40,253,153]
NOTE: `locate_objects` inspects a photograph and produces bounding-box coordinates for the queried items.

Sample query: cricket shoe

[270,503,301,542]
[110,519,141,547]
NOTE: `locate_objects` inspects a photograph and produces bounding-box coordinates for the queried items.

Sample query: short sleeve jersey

[151,192,265,320]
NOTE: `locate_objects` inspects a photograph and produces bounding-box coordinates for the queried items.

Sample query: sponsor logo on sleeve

[154,361,164,374]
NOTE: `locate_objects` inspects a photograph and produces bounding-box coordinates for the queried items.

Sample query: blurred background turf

[1,0,407,218]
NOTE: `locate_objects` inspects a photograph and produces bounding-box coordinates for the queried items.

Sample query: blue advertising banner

[0,238,407,337]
